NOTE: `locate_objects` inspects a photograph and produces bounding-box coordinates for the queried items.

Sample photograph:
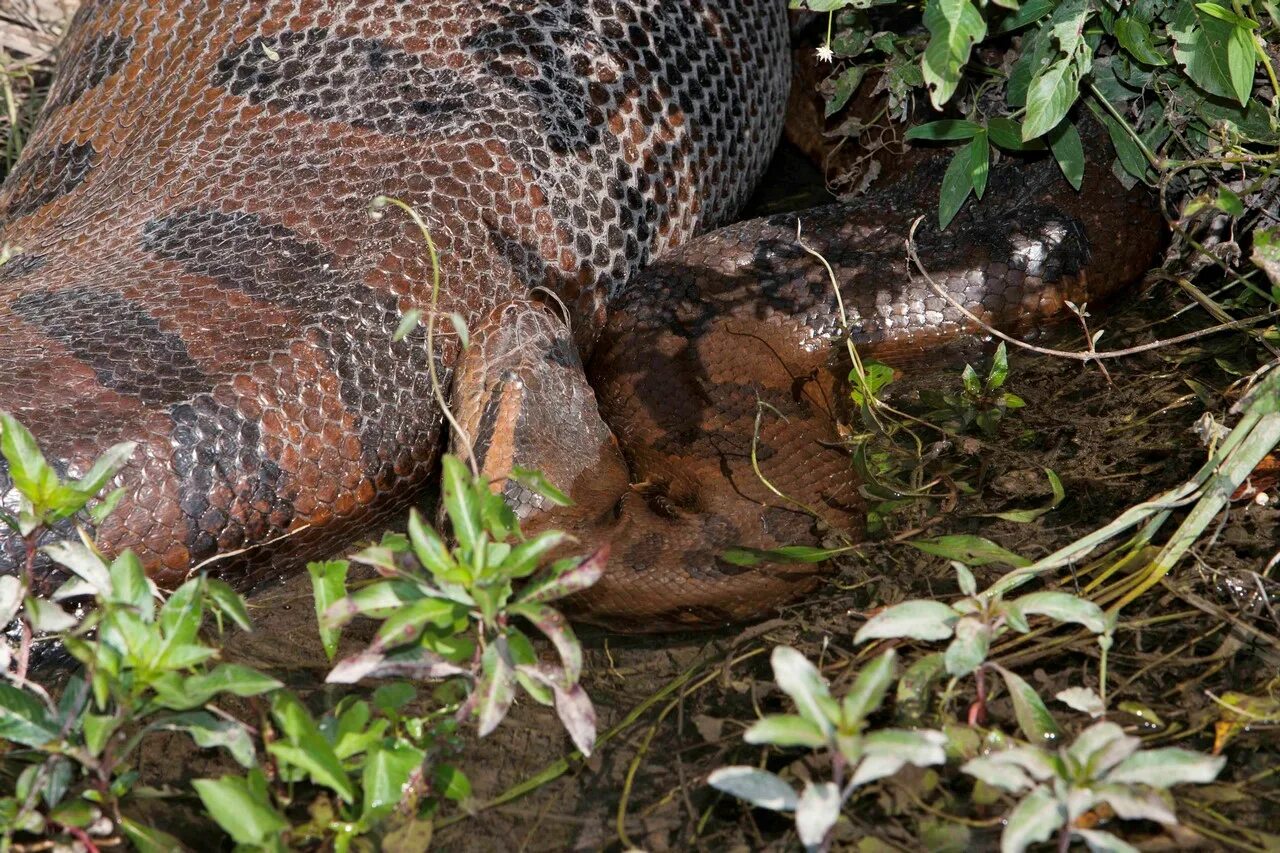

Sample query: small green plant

[962,721,1226,852]
[920,343,1026,436]
[856,560,1109,736]
[709,647,947,852]
[313,455,602,755]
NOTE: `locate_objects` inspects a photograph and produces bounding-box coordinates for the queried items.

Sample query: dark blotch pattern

[212,28,477,136]
[11,287,209,406]
[2,141,97,219]
[43,33,133,115]
[170,395,293,561]
[0,253,47,282]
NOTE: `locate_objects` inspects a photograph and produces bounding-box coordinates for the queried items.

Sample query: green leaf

[158,711,258,768]
[440,455,482,555]
[511,601,584,683]
[827,66,867,116]
[307,560,349,661]
[707,766,798,812]
[0,413,59,509]
[363,744,425,818]
[435,764,472,802]
[995,0,1054,33]
[855,600,959,643]
[1253,226,1280,287]
[908,534,1031,567]
[770,646,839,736]
[508,466,574,507]
[1024,49,1091,140]
[476,640,517,736]
[1001,786,1064,853]
[1115,17,1168,65]
[993,664,1061,743]
[516,546,606,604]
[943,617,991,677]
[961,755,1038,793]
[1012,591,1106,632]
[939,143,975,228]
[849,359,896,406]
[0,684,58,747]
[744,714,829,748]
[192,773,288,846]
[904,119,983,141]
[74,441,136,501]
[796,781,841,849]
[969,130,990,199]
[120,818,187,853]
[1106,747,1226,786]
[987,117,1046,151]
[504,530,570,579]
[269,693,356,802]
[1170,0,1255,105]
[922,0,988,108]
[394,308,422,342]
[204,578,253,632]
[719,544,849,567]
[1215,186,1244,216]
[1046,120,1085,189]
[841,649,896,724]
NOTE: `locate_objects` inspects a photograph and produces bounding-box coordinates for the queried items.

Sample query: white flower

[816,43,834,63]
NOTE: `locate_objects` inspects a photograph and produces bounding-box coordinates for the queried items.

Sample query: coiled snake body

[0,1,1162,629]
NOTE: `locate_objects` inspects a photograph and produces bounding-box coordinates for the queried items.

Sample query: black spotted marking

[11,287,209,406]
[143,207,437,481]
[212,28,478,136]
[43,33,133,115]
[0,253,47,282]
[2,141,97,219]
[170,395,293,561]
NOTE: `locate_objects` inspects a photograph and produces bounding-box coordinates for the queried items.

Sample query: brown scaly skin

[0,1,1162,633]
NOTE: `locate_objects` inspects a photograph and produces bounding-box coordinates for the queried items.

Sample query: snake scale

[0,0,1163,630]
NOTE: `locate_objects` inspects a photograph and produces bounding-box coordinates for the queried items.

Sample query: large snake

[0,0,1163,631]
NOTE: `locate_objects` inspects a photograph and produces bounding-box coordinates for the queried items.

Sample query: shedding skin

[0,1,1162,632]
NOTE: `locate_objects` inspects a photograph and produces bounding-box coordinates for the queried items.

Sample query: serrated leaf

[855,600,958,643]
[708,766,798,812]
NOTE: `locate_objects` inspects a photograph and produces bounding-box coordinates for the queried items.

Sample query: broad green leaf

[744,714,828,748]
[504,530,570,579]
[922,0,987,108]
[476,640,517,736]
[1046,120,1085,189]
[855,600,958,643]
[827,66,867,116]
[42,540,111,594]
[1170,0,1255,105]
[987,117,1045,151]
[993,664,1060,743]
[511,601,583,683]
[995,0,1054,33]
[943,616,990,676]
[516,546,606,603]
[74,441,136,500]
[1000,786,1063,853]
[363,744,426,817]
[849,359,895,406]
[969,130,990,199]
[307,560,348,661]
[508,466,574,507]
[120,818,187,853]
[1065,721,1136,776]
[795,781,841,849]
[441,455,481,555]
[269,693,356,802]
[204,578,252,632]
[192,774,288,846]
[841,649,896,724]
[109,550,153,616]
[908,534,1031,567]
[939,143,975,228]
[1024,49,1091,140]
[1056,686,1106,717]
[861,729,949,770]
[770,646,839,735]
[0,413,59,509]
[1093,784,1177,824]
[904,119,983,141]
[1115,17,1168,65]
[1106,747,1226,786]
[158,712,258,768]
[25,596,78,633]
[0,683,58,747]
[435,764,472,802]
[961,755,1037,792]
[708,766,798,812]
[1013,591,1106,633]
